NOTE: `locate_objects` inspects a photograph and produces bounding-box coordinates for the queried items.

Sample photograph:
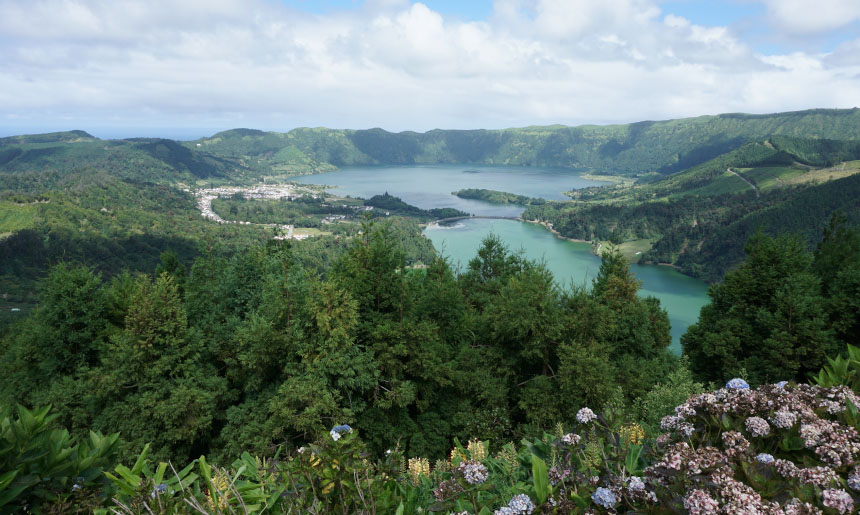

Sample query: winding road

[727,168,759,197]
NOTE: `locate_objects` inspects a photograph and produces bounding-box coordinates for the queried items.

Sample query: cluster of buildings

[193,184,312,240]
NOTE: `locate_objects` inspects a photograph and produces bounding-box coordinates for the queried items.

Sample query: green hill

[524,135,860,281]
[648,135,860,197]
[0,134,247,193]
[190,108,860,175]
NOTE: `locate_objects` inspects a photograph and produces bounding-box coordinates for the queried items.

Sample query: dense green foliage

[4,364,858,513]
[682,223,860,385]
[524,137,860,281]
[191,109,860,175]
[0,132,250,192]
[211,194,355,228]
[454,188,546,206]
[363,192,470,220]
[0,405,120,511]
[0,175,273,311]
[0,224,679,468]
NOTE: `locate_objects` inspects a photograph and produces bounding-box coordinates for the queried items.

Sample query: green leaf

[531,454,549,504]
[0,470,17,491]
[153,462,168,487]
[130,444,150,476]
[113,465,141,487]
[395,502,405,515]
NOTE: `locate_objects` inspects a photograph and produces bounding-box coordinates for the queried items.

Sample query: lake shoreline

[522,218,593,245]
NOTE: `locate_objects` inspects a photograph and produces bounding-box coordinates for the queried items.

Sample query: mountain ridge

[188,108,860,175]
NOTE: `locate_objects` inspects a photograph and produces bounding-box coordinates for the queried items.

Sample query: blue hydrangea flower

[150,483,169,498]
[756,453,774,464]
[775,381,788,389]
[501,494,534,514]
[591,487,617,509]
[725,378,750,390]
[330,424,352,441]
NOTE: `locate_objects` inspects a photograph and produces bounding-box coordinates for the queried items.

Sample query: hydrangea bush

[10,371,860,513]
[646,380,860,513]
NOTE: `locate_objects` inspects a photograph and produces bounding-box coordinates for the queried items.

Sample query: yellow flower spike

[467,439,487,461]
[205,468,231,512]
[321,481,335,495]
[619,424,646,446]
[407,458,430,485]
[449,447,467,464]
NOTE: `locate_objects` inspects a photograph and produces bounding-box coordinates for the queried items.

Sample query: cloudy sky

[1,0,859,138]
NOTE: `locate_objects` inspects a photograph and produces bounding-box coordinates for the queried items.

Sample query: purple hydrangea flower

[591,487,616,509]
[756,453,774,464]
[576,407,597,424]
[726,378,750,390]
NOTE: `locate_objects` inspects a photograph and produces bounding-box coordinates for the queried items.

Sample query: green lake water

[295,164,711,352]
[425,219,709,353]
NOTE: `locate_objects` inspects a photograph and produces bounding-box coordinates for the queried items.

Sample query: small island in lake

[453,188,547,206]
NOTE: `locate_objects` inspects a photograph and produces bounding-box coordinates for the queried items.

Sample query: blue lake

[295,164,710,352]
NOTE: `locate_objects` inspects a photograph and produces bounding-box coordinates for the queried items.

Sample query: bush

[0,405,119,512]
[646,381,860,513]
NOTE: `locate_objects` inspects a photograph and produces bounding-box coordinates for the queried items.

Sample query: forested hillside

[1,225,676,463]
[0,132,248,192]
[524,135,860,281]
[2,220,859,513]
[191,108,860,175]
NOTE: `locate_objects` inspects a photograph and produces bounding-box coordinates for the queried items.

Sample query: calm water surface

[426,219,709,352]
[294,164,606,217]
[296,164,710,352]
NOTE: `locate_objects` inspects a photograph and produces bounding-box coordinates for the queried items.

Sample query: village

[192,183,375,240]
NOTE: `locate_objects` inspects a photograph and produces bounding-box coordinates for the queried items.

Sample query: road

[727,168,758,197]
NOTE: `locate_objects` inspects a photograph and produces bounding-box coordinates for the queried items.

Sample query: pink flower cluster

[821,489,853,514]
[643,382,860,513]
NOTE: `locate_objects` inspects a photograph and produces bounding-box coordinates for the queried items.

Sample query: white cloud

[760,0,860,34]
[0,0,857,134]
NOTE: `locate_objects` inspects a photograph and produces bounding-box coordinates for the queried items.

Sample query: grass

[674,171,751,197]
[786,160,860,186]
[578,173,637,186]
[616,239,654,262]
[0,202,36,233]
[737,166,803,191]
[594,239,653,262]
[293,227,331,237]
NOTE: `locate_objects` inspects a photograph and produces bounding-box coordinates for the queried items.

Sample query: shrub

[0,404,119,512]
[645,381,860,513]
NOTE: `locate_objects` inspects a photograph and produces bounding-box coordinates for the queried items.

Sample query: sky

[1,0,859,139]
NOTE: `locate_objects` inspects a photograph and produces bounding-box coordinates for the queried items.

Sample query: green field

[0,202,36,235]
[738,166,804,190]
[594,239,654,262]
[787,160,860,185]
[674,170,751,197]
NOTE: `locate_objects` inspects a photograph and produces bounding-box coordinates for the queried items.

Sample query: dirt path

[727,168,759,197]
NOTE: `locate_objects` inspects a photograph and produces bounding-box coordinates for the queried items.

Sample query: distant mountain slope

[0,130,96,145]
[663,172,860,280]
[0,132,245,193]
[191,108,860,174]
[523,135,860,281]
[648,135,860,196]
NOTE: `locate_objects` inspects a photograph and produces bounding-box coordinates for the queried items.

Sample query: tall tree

[683,232,838,384]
